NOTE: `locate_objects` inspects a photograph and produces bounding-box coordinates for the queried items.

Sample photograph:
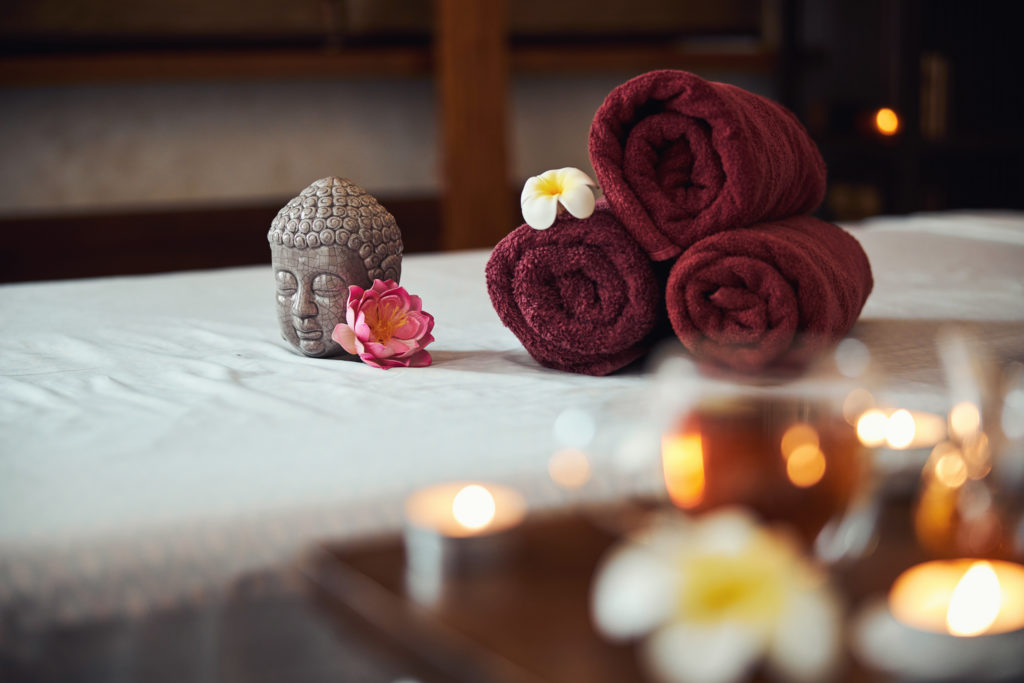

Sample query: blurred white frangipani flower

[591,509,842,683]
[520,167,597,229]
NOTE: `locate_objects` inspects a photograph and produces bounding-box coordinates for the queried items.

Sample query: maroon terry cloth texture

[589,69,827,261]
[665,215,873,373]
[486,201,661,376]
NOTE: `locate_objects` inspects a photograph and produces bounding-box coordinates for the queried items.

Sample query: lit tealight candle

[403,482,527,604]
[405,482,526,538]
[854,559,1024,680]
[889,560,1024,636]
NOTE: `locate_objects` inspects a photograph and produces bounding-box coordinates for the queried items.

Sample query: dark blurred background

[1,0,1020,281]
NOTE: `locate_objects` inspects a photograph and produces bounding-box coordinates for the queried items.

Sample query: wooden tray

[301,508,650,683]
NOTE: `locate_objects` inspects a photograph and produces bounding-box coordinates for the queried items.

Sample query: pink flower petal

[364,341,395,358]
[371,279,396,295]
[387,288,412,309]
[360,300,380,327]
[397,311,431,340]
[370,354,411,369]
[346,287,364,327]
[347,285,364,306]
[392,316,423,340]
[407,294,423,312]
[385,338,412,356]
[407,350,432,367]
[358,353,387,369]
[331,324,359,355]
[354,313,373,343]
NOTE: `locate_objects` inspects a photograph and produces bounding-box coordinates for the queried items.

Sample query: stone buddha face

[268,177,404,358]
[271,243,368,357]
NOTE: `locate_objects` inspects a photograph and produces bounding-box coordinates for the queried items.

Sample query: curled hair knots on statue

[268,176,403,282]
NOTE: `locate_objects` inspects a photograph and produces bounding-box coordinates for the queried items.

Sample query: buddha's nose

[292,288,318,318]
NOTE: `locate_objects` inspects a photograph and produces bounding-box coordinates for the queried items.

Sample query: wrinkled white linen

[1,211,1022,624]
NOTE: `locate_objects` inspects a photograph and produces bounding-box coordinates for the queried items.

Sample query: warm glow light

[947,562,1002,636]
[950,401,981,441]
[548,448,591,490]
[890,560,1024,636]
[933,446,968,488]
[780,422,819,459]
[962,431,992,479]
[451,484,496,530]
[857,409,888,446]
[910,411,948,448]
[662,432,705,508]
[914,479,956,551]
[886,409,916,449]
[786,444,827,488]
[406,482,525,538]
[875,107,900,135]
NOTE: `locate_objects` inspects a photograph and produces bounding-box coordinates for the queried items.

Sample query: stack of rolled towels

[487,69,873,375]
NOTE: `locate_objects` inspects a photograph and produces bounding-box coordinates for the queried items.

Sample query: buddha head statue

[268,177,403,357]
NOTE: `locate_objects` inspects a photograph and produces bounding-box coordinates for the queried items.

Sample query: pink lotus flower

[331,280,434,369]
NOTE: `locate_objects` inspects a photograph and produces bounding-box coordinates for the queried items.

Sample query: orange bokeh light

[786,443,827,488]
[662,431,705,508]
[780,422,819,459]
[548,447,592,490]
[875,107,900,135]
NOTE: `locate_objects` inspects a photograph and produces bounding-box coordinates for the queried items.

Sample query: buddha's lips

[295,329,323,340]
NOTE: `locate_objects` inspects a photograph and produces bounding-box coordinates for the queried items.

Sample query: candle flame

[451,484,496,530]
[662,432,705,508]
[946,561,1002,637]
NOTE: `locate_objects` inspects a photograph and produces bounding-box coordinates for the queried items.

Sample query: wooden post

[435,0,512,251]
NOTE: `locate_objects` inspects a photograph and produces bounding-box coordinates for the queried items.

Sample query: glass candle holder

[649,353,871,546]
[851,332,1024,679]
[403,481,526,605]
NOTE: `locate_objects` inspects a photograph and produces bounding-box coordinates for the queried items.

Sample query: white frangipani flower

[591,508,842,683]
[520,167,598,229]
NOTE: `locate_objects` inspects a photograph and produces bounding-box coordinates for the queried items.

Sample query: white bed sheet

[2,211,1023,624]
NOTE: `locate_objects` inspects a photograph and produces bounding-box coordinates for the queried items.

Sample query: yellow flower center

[535,173,565,197]
[680,552,787,624]
[369,301,408,343]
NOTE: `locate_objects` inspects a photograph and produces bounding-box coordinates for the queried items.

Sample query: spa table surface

[1,212,1023,678]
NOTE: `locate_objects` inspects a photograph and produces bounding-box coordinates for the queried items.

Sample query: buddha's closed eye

[276,270,298,298]
[312,273,346,299]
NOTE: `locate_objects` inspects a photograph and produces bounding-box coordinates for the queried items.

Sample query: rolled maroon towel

[589,69,827,261]
[486,201,661,376]
[666,215,873,373]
